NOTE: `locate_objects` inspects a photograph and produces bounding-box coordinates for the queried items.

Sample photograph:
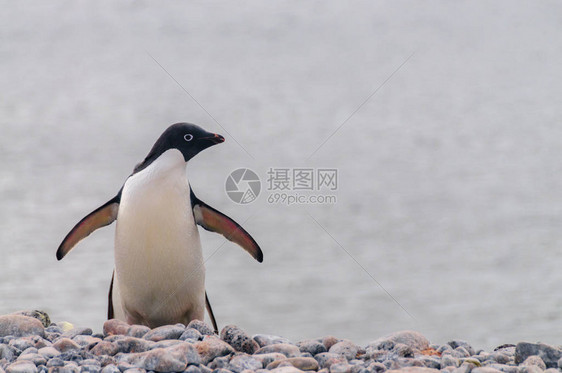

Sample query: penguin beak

[203,133,225,145]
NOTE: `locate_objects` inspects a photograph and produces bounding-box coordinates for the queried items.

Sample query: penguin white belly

[113,149,205,327]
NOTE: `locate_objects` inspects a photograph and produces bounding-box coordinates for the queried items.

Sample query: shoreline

[0,311,559,373]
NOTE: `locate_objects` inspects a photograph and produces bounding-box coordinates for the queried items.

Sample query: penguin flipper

[191,191,263,263]
[56,193,121,260]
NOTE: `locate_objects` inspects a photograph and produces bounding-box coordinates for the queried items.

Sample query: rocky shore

[0,311,560,373]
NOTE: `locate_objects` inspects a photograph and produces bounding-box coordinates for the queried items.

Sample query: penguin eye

[184,134,193,142]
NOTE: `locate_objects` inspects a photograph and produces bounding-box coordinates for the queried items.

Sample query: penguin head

[135,123,224,172]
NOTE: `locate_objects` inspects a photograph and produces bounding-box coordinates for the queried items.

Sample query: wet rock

[103,321,129,337]
[142,325,185,342]
[52,339,80,353]
[6,361,38,373]
[515,343,562,368]
[117,342,199,372]
[296,340,326,356]
[186,320,215,336]
[179,329,202,342]
[220,326,259,355]
[0,316,45,338]
[229,354,262,372]
[521,356,546,370]
[252,352,287,367]
[267,357,319,371]
[369,332,429,353]
[329,341,361,361]
[253,335,293,348]
[194,336,234,365]
[255,344,300,358]
[314,353,347,369]
[126,327,150,339]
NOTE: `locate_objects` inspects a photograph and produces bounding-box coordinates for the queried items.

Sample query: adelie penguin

[56,123,263,332]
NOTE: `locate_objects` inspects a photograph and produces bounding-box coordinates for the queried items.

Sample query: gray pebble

[515,343,561,368]
[37,347,60,359]
[369,331,429,352]
[100,365,120,373]
[16,353,46,366]
[183,366,201,373]
[521,356,546,370]
[220,325,259,354]
[186,320,215,337]
[252,335,293,348]
[79,360,101,367]
[331,363,353,373]
[229,354,262,373]
[142,325,185,342]
[254,344,300,358]
[448,342,475,356]
[46,358,65,367]
[5,361,38,373]
[489,353,510,365]
[519,367,543,373]
[62,328,92,340]
[207,355,230,369]
[452,348,471,359]
[296,340,326,356]
[314,352,347,369]
[441,355,460,368]
[81,366,102,373]
[0,344,17,362]
[368,362,386,373]
[125,327,150,339]
[330,341,361,360]
[179,329,202,342]
[0,316,45,339]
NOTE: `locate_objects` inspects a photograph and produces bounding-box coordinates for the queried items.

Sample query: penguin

[56,123,263,332]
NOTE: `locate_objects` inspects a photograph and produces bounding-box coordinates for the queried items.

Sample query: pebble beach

[0,311,560,373]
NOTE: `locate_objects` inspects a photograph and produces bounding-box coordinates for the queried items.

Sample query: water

[1,1,562,350]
